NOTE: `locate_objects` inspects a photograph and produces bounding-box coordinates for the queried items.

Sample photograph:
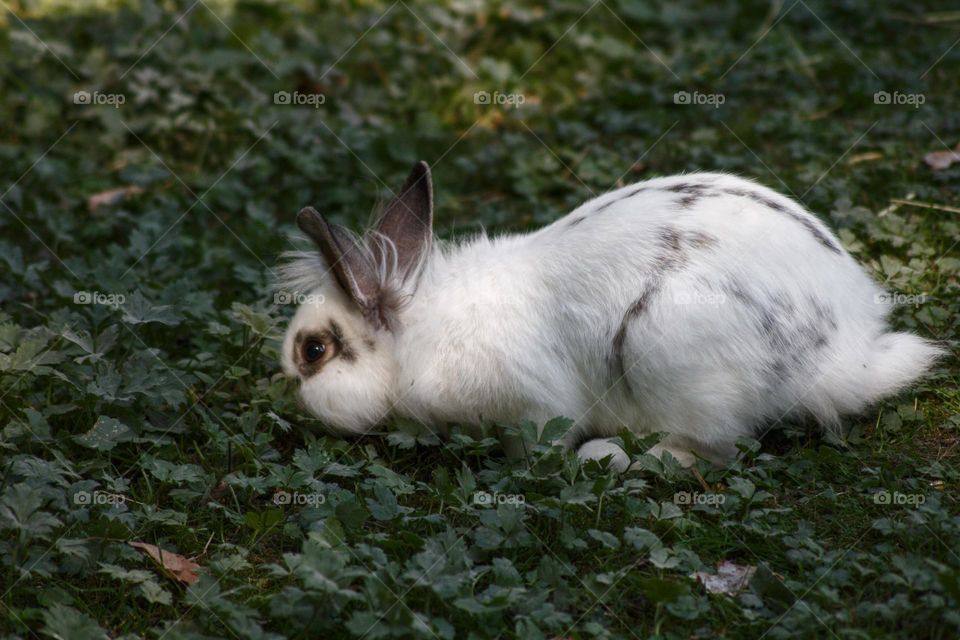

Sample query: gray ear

[297,206,380,317]
[375,161,433,280]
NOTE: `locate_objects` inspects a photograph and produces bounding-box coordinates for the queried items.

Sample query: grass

[0,0,958,638]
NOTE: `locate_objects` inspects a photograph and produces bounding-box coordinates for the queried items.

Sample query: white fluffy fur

[280,172,942,469]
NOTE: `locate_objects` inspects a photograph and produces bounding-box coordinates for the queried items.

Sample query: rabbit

[278,161,942,469]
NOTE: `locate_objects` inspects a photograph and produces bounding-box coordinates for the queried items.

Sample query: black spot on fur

[569,216,586,227]
[686,230,718,249]
[721,281,835,382]
[654,226,688,272]
[658,226,683,252]
[770,359,790,381]
[610,226,719,392]
[808,295,839,331]
[330,320,357,363]
[594,186,648,213]
[652,226,718,272]
[665,182,710,194]
[610,283,660,385]
[339,345,357,362]
[678,194,702,208]
[595,201,615,213]
[667,182,712,206]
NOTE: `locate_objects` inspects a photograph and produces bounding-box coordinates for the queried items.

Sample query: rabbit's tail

[811,332,943,429]
[859,332,944,401]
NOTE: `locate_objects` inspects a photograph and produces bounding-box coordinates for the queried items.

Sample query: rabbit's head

[279,161,434,434]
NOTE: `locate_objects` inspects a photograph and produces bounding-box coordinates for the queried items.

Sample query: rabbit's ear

[297,206,379,314]
[375,161,433,279]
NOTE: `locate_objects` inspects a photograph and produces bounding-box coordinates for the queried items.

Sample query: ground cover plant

[1,0,959,638]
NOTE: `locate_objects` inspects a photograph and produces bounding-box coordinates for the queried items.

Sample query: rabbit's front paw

[577,438,631,471]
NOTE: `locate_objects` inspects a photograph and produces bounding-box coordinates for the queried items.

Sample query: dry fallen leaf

[690,560,756,596]
[129,541,201,585]
[848,151,884,165]
[924,145,960,170]
[88,185,143,212]
[207,480,231,503]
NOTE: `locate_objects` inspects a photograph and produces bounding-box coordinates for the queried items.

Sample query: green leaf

[0,338,65,374]
[99,563,173,605]
[244,509,283,532]
[121,290,181,326]
[41,604,109,640]
[728,477,757,500]
[650,546,681,569]
[74,416,135,451]
[666,594,709,620]
[587,529,620,549]
[539,416,573,444]
[624,527,663,551]
[367,484,399,521]
[0,482,62,540]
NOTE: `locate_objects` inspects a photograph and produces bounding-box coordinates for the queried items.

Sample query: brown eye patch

[329,320,357,362]
[293,329,338,377]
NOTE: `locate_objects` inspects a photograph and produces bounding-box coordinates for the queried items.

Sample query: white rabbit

[278,161,942,469]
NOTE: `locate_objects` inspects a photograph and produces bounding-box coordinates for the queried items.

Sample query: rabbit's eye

[303,340,325,363]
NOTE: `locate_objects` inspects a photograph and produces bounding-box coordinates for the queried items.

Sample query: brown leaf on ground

[690,560,756,595]
[206,480,231,503]
[129,541,201,585]
[88,185,143,212]
[848,151,884,165]
[924,145,960,170]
